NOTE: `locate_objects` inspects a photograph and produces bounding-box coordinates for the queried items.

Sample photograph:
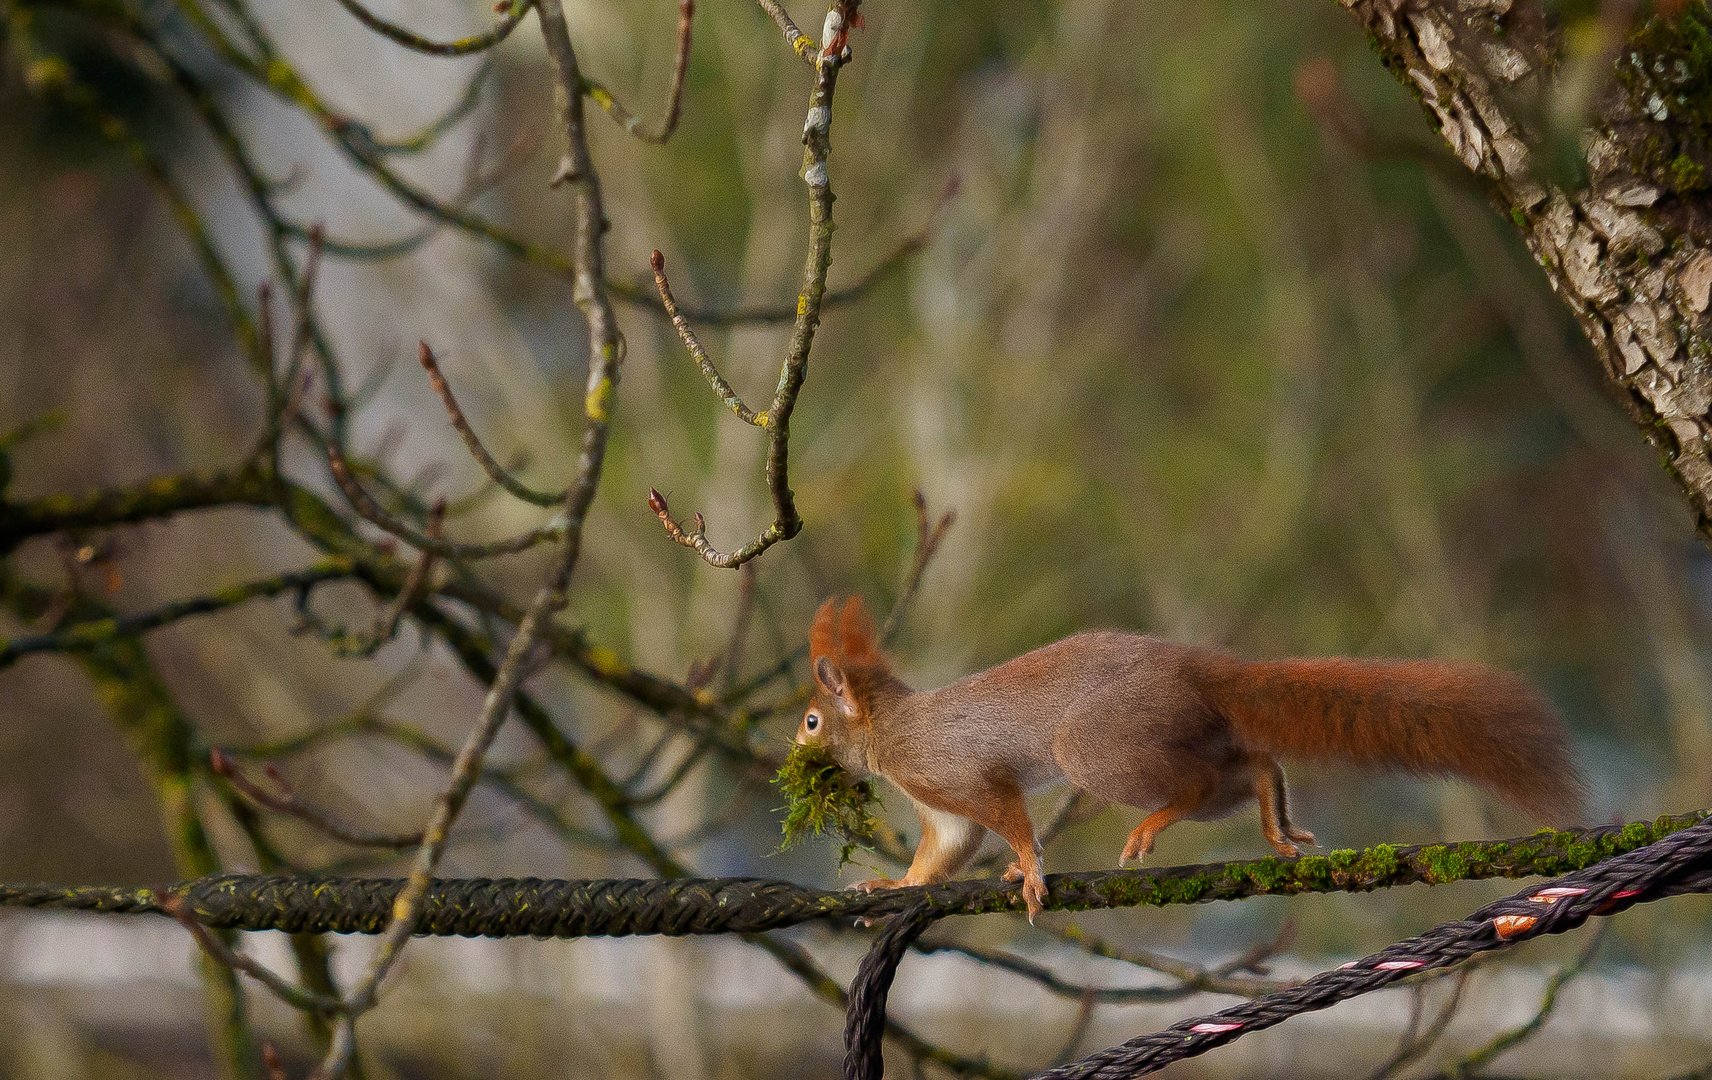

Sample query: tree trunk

[1343,0,1712,538]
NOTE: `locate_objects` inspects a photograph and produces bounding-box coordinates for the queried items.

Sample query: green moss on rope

[773,743,883,865]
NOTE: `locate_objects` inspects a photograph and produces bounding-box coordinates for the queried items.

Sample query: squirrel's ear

[814,655,847,697]
[809,596,842,666]
[839,595,886,670]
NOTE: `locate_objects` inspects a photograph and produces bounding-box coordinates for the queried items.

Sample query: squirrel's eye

[805,712,821,733]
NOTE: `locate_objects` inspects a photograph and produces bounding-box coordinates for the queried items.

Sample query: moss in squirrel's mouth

[773,743,883,865]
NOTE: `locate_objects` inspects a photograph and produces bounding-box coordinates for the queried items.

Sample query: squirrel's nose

[793,731,807,746]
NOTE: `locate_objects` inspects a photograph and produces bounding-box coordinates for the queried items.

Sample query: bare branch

[648,487,791,568]
[650,251,765,426]
[659,174,958,327]
[313,0,631,1067]
[210,749,424,851]
[325,442,564,558]
[880,489,956,643]
[331,0,536,56]
[1430,925,1608,1079]
[1365,969,1471,1080]
[1051,989,1098,1069]
[756,0,818,63]
[912,937,1295,1003]
[1040,922,1303,999]
[584,0,695,143]
[368,498,444,647]
[160,893,340,1014]
[418,343,568,507]
[646,17,857,569]
[0,561,357,671]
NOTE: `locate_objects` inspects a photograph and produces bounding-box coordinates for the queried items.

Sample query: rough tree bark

[1342,0,1712,534]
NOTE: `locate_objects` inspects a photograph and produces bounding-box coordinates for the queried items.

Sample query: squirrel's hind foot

[1118,833,1154,866]
[1019,872,1047,923]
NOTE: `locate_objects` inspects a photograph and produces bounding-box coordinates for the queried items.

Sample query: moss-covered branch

[0,466,275,556]
[3,812,1701,938]
[0,579,263,1078]
[0,560,357,669]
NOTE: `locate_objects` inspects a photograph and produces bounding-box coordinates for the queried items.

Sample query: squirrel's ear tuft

[809,596,842,665]
[839,595,887,671]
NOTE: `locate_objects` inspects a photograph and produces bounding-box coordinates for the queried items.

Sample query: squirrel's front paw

[850,878,905,893]
[1001,861,1024,882]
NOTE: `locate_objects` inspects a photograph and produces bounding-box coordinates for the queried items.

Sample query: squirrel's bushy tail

[1190,654,1585,820]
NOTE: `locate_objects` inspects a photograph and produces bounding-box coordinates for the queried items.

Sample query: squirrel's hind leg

[1119,797,1198,864]
[1255,756,1315,856]
[959,779,1046,922]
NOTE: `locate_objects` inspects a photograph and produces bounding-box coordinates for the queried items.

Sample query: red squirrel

[795,596,1585,920]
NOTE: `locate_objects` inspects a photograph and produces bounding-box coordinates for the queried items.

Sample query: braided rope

[844,899,943,1080]
[0,814,1700,938]
[1011,815,1712,1079]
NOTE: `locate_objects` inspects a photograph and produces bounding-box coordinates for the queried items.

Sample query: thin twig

[417,342,567,507]
[583,0,694,143]
[651,251,765,426]
[313,0,629,1068]
[373,60,494,153]
[232,715,617,852]
[1432,925,1608,1079]
[880,488,956,643]
[1051,989,1098,1068]
[161,893,340,1014]
[645,6,856,569]
[624,736,717,807]
[331,0,536,56]
[210,749,423,850]
[913,938,1294,1003]
[1041,923,1302,998]
[756,0,818,63]
[1365,968,1472,1080]
[369,498,444,646]
[326,442,564,558]
[662,175,958,327]
[0,561,358,671]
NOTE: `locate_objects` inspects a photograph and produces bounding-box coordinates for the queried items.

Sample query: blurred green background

[4,0,1712,1075]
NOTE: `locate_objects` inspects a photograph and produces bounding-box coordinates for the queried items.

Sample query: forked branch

[646,9,858,568]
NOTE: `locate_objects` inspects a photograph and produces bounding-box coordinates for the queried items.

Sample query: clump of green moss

[1418,845,1470,883]
[773,743,883,865]
[1295,855,1334,887]
[1671,154,1707,193]
[1364,843,1400,878]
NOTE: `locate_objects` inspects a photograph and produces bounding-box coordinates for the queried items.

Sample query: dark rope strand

[0,812,1702,938]
[845,900,944,1080]
[1032,815,1712,1080]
